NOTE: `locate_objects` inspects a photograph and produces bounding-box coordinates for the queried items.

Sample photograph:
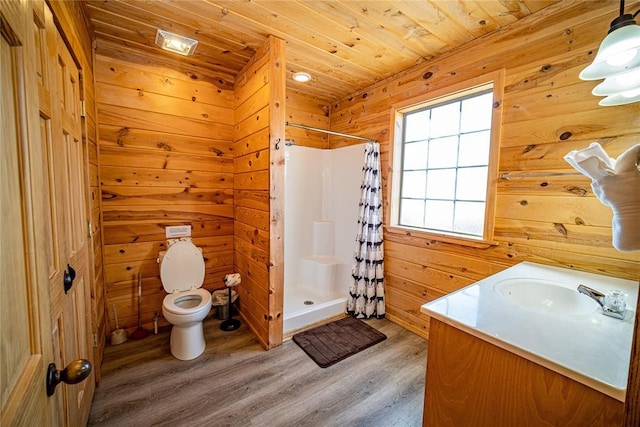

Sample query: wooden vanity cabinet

[423,319,624,427]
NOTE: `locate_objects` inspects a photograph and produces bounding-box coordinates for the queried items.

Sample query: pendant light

[579,0,640,106]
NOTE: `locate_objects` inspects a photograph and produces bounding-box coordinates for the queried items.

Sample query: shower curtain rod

[285,121,377,143]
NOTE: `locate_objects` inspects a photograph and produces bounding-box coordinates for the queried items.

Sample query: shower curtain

[347,142,385,319]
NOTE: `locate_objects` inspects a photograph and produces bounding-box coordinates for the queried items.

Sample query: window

[390,78,502,244]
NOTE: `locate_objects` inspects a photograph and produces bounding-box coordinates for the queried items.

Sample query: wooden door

[1,2,56,425]
[46,17,95,427]
[1,2,95,425]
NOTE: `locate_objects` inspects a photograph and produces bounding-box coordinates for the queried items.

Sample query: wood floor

[88,316,427,427]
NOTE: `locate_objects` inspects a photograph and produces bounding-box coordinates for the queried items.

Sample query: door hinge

[93,333,98,348]
[80,100,86,117]
[87,220,93,238]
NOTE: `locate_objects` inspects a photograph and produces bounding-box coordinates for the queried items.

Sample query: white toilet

[159,239,211,360]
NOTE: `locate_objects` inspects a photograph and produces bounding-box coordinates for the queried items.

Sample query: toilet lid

[160,240,205,292]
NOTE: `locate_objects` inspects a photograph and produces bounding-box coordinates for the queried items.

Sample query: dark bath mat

[292,316,387,368]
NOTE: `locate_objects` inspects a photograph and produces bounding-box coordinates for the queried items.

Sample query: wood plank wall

[47,0,106,379]
[233,36,286,349]
[285,91,330,149]
[96,55,236,334]
[329,1,640,339]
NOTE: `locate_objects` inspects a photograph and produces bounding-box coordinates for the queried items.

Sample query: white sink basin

[494,278,599,315]
[423,262,638,401]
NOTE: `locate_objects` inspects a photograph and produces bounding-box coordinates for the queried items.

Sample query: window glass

[460,93,493,132]
[426,169,456,199]
[401,170,426,198]
[456,167,488,201]
[453,201,485,235]
[427,136,458,169]
[458,131,490,167]
[403,141,428,170]
[399,199,424,227]
[424,200,454,231]
[404,110,430,142]
[396,86,495,239]
[430,102,460,138]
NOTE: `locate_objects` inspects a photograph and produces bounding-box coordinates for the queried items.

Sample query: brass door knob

[46,359,91,396]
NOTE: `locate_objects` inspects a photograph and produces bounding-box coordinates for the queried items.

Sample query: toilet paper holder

[220,274,241,331]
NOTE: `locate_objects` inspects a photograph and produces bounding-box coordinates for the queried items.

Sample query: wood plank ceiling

[82,0,561,103]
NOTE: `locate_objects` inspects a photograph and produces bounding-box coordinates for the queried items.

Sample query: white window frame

[388,70,504,247]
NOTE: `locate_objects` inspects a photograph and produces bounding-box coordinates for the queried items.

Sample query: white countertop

[421,261,638,402]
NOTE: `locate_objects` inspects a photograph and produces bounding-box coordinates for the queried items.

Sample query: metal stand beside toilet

[220,274,241,331]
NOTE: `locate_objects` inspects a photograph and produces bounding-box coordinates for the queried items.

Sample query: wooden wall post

[233,35,286,349]
[267,36,286,348]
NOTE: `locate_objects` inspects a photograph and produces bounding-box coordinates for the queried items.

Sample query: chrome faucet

[577,284,626,319]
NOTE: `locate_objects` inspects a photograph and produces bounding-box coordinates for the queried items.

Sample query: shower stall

[283,143,364,334]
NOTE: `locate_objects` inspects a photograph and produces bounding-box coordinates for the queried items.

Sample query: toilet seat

[160,240,205,293]
[163,288,212,315]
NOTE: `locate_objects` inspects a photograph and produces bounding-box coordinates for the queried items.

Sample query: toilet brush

[130,273,149,340]
[110,305,127,345]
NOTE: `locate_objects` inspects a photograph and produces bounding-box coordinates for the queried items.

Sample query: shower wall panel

[285,144,364,297]
[284,146,324,289]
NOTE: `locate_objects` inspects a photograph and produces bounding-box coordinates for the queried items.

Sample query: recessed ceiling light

[292,72,312,83]
[155,29,198,56]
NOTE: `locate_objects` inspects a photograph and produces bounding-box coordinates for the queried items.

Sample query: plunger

[130,273,149,340]
[220,274,241,331]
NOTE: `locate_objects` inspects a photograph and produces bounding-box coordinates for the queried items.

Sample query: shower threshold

[284,288,346,335]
